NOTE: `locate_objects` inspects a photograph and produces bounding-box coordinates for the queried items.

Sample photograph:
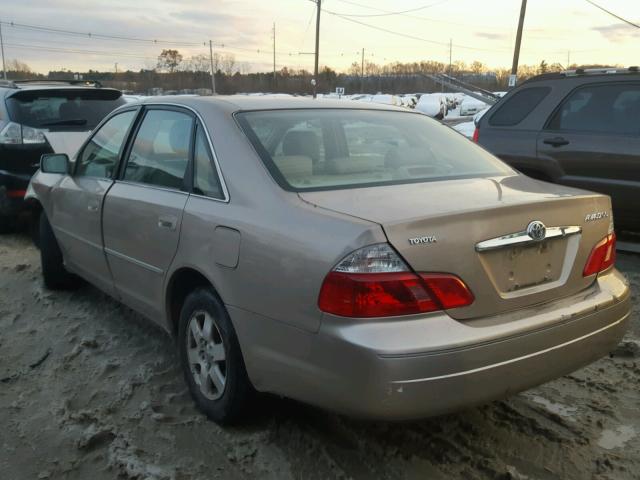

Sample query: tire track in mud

[1,234,639,480]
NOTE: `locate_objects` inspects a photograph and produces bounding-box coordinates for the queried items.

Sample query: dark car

[0,79,126,232]
[474,67,640,232]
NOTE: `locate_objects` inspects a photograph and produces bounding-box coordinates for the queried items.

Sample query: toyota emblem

[526,220,547,242]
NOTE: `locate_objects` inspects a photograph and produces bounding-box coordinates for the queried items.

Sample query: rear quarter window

[488,87,551,126]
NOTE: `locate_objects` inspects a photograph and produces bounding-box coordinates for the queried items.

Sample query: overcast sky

[2,0,639,74]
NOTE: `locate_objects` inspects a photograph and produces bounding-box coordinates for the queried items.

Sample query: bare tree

[365,60,381,76]
[470,61,485,74]
[157,49,183,73]
[222,54,237,75]
[182,54,210,73]
[212,53,222,73]
[6,59,32,73]
[538,60,548,74]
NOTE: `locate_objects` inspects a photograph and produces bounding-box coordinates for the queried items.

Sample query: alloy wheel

[186,310,227,400]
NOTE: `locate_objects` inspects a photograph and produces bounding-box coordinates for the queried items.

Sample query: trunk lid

[299,175,613,320]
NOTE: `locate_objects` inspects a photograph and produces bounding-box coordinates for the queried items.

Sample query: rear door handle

[157,215,178,231]
[543,136,569,147]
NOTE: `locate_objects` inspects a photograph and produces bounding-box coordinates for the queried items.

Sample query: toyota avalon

[26,96,630,423]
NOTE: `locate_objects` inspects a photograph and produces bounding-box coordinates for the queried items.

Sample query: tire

[178,287,253,425]
[39,212,78,289]
[30,212,41,249]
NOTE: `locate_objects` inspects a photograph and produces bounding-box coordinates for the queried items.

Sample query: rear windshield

[6,89,125,130]
[237,109,511,191]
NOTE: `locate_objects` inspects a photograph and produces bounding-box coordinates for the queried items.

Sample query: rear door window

[6,89,125,130]
[76,110,137,178]
[122,109,193,190]
[488,87,551,126]
[546,83,640,135]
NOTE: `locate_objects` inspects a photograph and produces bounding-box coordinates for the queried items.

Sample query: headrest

[282,130,320,162]
[59,101,81,118]
[168,119,191,155]
[385,146,427,168]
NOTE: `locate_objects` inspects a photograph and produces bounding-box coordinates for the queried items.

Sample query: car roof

[138,95,414,114]
[522,68,640,86]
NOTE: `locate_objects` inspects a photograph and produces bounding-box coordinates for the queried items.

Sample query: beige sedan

[27,96,630,423]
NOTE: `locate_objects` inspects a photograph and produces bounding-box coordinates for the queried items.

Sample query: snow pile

[415,93,446,118]
[459,96,489,116]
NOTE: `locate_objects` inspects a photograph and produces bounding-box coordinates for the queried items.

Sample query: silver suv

[0,79,125,233]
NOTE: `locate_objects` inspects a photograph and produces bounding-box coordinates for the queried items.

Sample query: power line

[3,40,296,69]
[333,0,512,29]
[323,8,511,52]
[0,20,205,46]
[324,0,451,17]
[4,42,160,60]
[1,20,318,59]
[3,29,367,61]
[584,0,640,29]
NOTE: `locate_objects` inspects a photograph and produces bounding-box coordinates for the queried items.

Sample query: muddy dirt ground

[1,232,639,480]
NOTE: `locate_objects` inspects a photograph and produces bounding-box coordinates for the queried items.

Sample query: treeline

[1,54,621,95]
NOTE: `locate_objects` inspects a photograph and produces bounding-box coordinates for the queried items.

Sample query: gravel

[1,233,639,480]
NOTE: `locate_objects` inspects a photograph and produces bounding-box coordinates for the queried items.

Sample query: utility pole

[313,0,321,98]
[0,20,7,80]
[567,50,571,70]
[272,23,276,89]
[510,0,527,88]
[209,40,217,95]
[360,47,365,93]
[115,62,118,74]
[448,39,452,76]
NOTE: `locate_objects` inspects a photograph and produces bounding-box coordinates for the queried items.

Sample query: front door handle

[87,203,99,212]
[543,136,569,147]
[157,215,178,231]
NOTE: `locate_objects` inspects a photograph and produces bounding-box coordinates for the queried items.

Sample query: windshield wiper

[40,119,88,127]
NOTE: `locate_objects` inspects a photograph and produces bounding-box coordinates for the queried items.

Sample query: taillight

[318,244,474,318]
[0,122,46,145]
[472,127,480,142]
[0,122,22,144]
[419,273,475,309]
[6,189,27,199]
[583,232,616,277]
[22,125,47,144]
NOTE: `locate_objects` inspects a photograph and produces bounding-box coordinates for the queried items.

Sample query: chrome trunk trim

[475,225,582,252]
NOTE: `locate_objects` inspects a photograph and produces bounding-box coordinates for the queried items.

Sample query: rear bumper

[354,307,628,420]
[0,170,31,217]
[0,143,46,216]
[232,269,631,420]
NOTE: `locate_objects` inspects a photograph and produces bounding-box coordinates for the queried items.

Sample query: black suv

[475,68,640,232]
[0,80,125,231]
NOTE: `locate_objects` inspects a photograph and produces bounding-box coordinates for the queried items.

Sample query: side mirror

[40,153,69,174]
